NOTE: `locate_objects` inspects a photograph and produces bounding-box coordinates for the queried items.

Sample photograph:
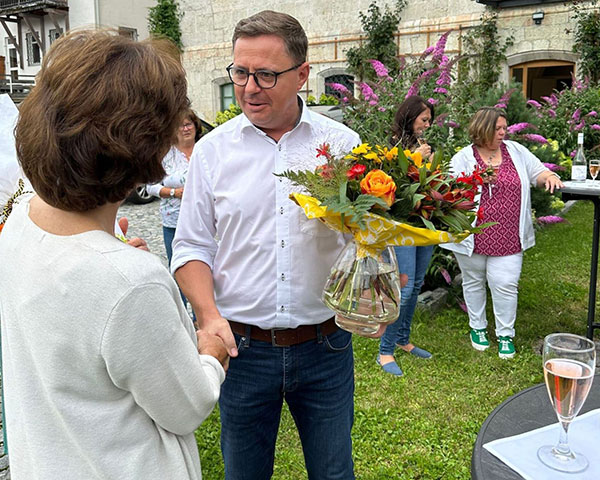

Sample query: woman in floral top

[443,107,562,359]
[147,109,202,305]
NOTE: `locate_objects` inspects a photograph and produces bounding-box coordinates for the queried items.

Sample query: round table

[471,374,600,479]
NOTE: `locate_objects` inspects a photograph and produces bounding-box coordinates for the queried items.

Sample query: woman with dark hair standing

[0,30,227,479]
[377,96,435,377]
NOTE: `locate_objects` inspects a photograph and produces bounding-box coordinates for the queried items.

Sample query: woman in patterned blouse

[443,107,562,359]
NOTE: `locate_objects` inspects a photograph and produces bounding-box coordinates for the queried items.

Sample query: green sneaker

[470,328,490,351]
[498,336,516,359]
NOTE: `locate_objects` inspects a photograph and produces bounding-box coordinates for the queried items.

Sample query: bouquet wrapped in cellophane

[280,143,489,336]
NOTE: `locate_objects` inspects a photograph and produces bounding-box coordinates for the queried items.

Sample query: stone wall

[180,0,589,123]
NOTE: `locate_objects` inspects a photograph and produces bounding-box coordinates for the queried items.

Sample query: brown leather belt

[229,318,338,346]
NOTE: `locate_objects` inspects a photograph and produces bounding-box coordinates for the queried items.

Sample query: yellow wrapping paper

[290,193,470,258]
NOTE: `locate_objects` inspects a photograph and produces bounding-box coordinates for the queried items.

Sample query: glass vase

[322,241,402,336]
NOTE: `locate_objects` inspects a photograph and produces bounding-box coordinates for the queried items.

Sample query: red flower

[347,164,366,179]
[477,206,484,221]
[316,143,333,160]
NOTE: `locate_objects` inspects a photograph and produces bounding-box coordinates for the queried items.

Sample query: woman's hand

[415,143,432,160]
[538,171,564,194]
[175,187,184,199]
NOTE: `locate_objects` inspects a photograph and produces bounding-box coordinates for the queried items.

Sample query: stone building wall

[180,0,587,123]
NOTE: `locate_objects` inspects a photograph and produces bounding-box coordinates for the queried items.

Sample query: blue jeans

[219,327,355,480]
[379,245,434,355]
[163,226,190,309]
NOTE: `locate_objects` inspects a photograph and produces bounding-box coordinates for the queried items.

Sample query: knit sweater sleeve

[100,282,225,435]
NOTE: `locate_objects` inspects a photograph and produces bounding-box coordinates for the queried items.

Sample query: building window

[220,83,236,111]
[324,74,354,98]
[49,28,63,45]
[118,27,138,41]
[510,60,574,100]
[26,32,41,66]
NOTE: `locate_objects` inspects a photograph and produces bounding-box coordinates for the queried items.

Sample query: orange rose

[360,169,396,207]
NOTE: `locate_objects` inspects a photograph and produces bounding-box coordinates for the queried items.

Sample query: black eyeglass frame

[226,62,304,89]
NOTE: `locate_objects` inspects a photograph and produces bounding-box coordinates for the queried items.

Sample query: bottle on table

[571,133,587,182]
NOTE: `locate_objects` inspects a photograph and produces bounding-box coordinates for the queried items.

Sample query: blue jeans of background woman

[379,245,434,355]
[163,226,191,310]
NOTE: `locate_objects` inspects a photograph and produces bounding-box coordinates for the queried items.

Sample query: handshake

[196,330,230,371]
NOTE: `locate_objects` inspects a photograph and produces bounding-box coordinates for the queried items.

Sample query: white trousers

[454,251,523,338]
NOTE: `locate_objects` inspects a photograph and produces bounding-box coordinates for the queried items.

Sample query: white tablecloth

[484,408,600,480]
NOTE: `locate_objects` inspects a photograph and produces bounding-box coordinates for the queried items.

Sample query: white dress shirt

[171,99,360,329]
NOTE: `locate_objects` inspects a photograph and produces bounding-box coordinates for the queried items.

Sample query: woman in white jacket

[443,107,562,359]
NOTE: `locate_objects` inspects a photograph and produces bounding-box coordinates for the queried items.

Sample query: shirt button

[279,178,283,183]
[280,207,284,214]
[280,305,285,312]
[278,145,282,151]
[281,273,285,281]
[281,240,285,248]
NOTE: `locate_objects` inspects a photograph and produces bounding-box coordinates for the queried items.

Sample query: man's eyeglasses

[226,63,303,89]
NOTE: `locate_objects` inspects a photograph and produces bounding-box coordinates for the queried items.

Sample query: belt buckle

[270,327,289,347]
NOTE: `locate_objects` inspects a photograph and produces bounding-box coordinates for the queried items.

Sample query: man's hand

[197,329,230,371]
[118,217,150,251]
[196,313,238,358]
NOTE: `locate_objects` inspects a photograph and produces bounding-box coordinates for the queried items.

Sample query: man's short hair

[232,10,308,65]
[16,30,189,212]
[468,107,507,147]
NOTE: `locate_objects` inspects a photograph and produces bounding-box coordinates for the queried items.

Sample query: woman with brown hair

[443,106,562,359]
[377,96,435,377]
[0,30,227,480]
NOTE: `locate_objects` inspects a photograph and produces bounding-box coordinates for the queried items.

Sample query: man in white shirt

[172,10,360,480]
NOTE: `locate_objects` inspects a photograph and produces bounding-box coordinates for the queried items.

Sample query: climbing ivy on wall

[148,0,183,50]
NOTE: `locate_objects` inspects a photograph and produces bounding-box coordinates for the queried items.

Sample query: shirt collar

[239,96,313,138]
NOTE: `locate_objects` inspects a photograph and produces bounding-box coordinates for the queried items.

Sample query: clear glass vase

[322,242,402,336]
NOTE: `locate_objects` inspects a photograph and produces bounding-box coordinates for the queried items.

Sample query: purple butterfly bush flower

[543,162,565,172]
[537,215,565,225]
[378,107,386,112]
[435,113,448,127]
[572,108,581,121]
[587,111,598,117]
[439,268,452,285]
[575,121,585,131]
[360,82,378,103]
[547,109,557,118]
[522,134,548,144]
[458,301,468,313]
[507,122,532,134]
[570,150,577,158]
[494,88,516,109]
[421,45,435,58]
[428,98,439,105]
[433,87,448,94]
[369,59,391,80]
[327,83,351,95]
[591,124,600,131]
[527,99,542,109]
[448,121,460,129]
[405,82,419,99]
[432,31,450,63]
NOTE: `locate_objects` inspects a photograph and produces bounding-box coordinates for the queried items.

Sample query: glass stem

[554,422,572,456]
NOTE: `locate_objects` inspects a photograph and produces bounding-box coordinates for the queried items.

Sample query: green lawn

[195,201,594,479]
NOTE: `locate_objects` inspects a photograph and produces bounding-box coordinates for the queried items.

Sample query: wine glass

[537,333,596,473]
[589,159,600,182]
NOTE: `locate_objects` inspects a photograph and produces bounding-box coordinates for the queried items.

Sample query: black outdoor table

[560,181,600,340]
[471,374,600,479]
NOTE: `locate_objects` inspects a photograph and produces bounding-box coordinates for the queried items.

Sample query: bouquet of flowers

[280,143,488,336]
